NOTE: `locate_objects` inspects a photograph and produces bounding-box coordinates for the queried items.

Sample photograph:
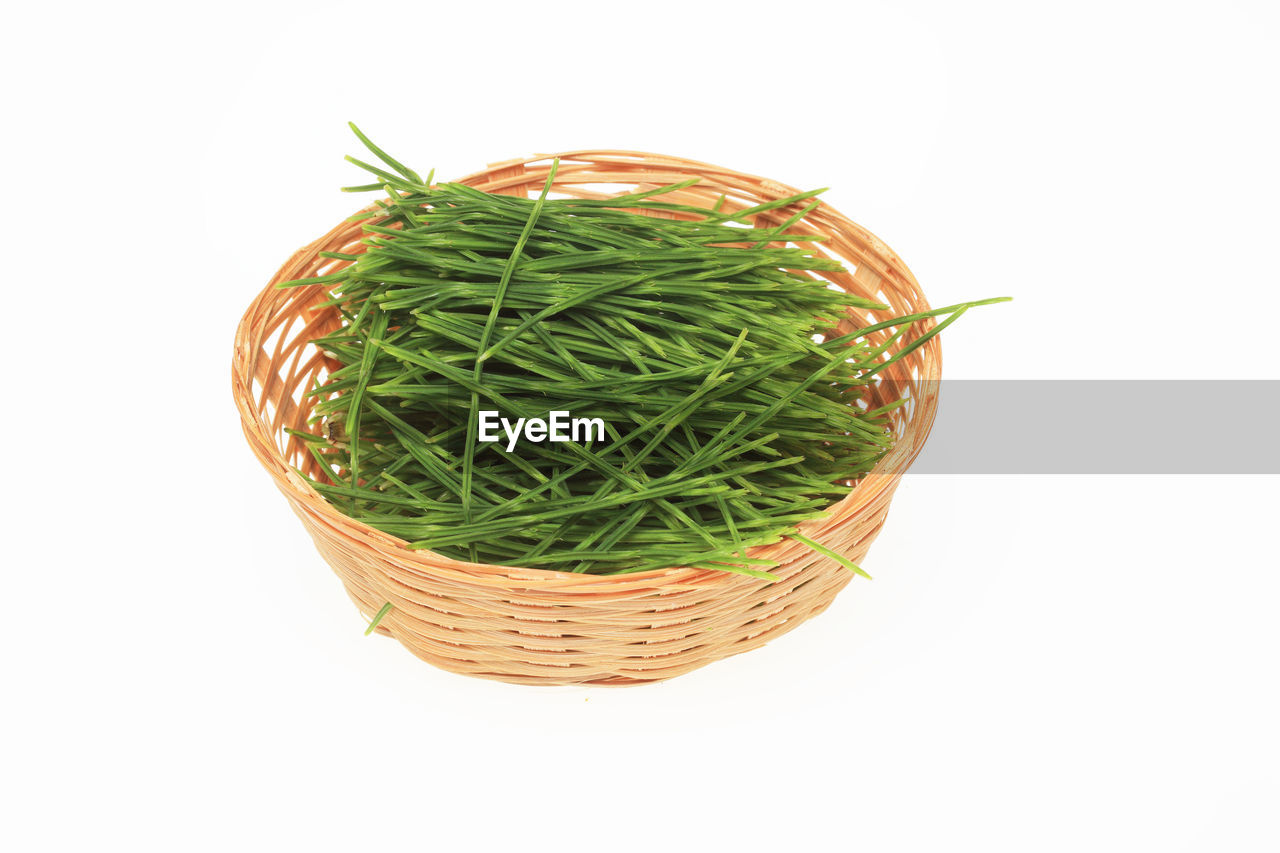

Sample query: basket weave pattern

[233,152,940,685]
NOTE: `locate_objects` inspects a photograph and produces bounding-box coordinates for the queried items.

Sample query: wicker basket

[232,151,940,685]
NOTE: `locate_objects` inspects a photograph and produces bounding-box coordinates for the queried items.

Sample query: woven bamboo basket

[232,151,941,686]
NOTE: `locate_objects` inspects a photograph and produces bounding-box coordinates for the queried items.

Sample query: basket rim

[232,150,941,590]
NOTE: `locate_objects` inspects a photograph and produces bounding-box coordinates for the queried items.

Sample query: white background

[4,2,1277,851]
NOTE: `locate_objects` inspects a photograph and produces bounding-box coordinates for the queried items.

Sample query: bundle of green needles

[282,126,1006,579]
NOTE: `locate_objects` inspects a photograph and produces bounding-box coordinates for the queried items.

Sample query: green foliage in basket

[282,125,1007,578]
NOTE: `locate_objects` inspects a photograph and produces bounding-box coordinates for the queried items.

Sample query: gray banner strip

[908,380,1280,474]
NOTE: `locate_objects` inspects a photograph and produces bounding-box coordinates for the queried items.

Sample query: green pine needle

[364,602,394,635]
